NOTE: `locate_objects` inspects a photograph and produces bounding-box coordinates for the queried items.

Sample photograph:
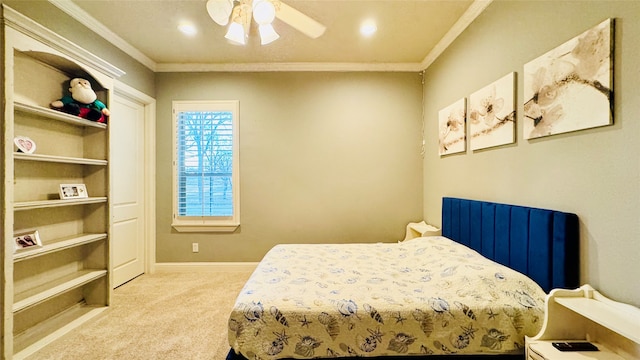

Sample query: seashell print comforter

[228,236,546,358]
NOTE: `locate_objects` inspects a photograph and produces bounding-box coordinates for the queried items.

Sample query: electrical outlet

[192,243,199,253]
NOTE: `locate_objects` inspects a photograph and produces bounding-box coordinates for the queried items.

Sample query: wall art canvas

[469,72,516,150]
[438,97,466,156]
[523,18,613,139]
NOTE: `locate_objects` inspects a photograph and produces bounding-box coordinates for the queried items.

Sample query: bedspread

[228,237,546,358]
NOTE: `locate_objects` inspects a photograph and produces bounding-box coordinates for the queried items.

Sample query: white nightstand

[527,340,622,359]
[525,284,640,360]
[402,221,441,241]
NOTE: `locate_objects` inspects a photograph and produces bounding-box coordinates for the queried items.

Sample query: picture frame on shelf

[13,230,43,252]
[59,184,89,199]
[14,135,36,154]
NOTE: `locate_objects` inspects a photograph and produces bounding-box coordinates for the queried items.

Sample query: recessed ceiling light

[360,20,377,37]
[178,22,197,36]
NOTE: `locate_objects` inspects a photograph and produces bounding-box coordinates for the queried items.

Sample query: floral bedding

[228,236,546,359]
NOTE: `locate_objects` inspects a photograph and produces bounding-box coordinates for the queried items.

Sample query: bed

[226,197,579,359]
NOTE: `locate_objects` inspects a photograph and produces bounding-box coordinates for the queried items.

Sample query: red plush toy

[51,78,110,123]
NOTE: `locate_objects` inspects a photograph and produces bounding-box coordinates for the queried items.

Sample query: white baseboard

[153,262,258,273]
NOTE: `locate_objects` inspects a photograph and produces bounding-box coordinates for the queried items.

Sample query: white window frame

[171,100,240,232]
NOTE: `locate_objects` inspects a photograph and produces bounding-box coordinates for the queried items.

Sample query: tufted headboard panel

[441,197,579,293]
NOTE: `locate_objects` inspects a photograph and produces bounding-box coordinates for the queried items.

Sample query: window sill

[172,222,239,233]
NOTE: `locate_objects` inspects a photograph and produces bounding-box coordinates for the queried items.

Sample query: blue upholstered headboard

[441,197,579,293]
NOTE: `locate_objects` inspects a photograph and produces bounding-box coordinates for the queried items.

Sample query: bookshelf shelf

[3,6,116,358]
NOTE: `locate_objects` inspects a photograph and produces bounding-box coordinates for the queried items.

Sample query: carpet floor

[27,271,253,360]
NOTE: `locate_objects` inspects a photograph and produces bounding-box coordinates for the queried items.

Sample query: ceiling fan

[206,0,326,45]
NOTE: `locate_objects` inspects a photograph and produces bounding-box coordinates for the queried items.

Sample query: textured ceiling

[63,0,483,71]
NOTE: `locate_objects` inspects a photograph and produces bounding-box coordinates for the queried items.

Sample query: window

[172,100,239,232]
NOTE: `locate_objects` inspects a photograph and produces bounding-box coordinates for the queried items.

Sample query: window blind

[176,110,234,217]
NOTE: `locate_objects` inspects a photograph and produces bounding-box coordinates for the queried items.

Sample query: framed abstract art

[469,72,516,150]
[438,97,466,156]
[523,18,613,139]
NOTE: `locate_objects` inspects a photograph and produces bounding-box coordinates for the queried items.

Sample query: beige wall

[155,72,424,262]
[422,0,640,306]
[1,0,155,95]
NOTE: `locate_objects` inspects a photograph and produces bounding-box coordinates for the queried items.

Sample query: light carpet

[28,271,253,360]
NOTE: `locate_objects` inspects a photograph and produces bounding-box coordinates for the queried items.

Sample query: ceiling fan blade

[206,0,234,26]
[275,2,326,39]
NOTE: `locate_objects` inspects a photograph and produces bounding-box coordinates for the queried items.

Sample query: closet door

[111,94,146,287]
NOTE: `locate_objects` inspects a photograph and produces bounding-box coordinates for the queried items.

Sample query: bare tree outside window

[177,111,233,216]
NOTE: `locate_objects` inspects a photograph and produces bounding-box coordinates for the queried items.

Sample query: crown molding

[156,62,424,73]
[420,0,493,70]
[48,0,157,71]
[2,4,126,78]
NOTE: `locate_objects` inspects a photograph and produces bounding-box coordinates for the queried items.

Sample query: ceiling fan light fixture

[225,4,248,45]
[206,0,234,26]
[259,23,280,45]
[252,0,276,25]
[207,0,326,45]
[225,22,246,45]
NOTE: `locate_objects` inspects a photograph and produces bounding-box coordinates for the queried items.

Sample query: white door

[111,94,146,287]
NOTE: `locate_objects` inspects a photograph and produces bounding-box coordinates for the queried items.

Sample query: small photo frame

[14,230,43,252]
[59,184,89,199]
[14,136,36,154]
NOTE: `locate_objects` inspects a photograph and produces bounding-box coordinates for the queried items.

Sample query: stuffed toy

[51,78,110,123]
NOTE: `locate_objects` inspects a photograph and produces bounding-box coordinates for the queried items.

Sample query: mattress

[228,236,546,358]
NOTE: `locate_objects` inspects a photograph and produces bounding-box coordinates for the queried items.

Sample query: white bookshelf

[2,5,123,358]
